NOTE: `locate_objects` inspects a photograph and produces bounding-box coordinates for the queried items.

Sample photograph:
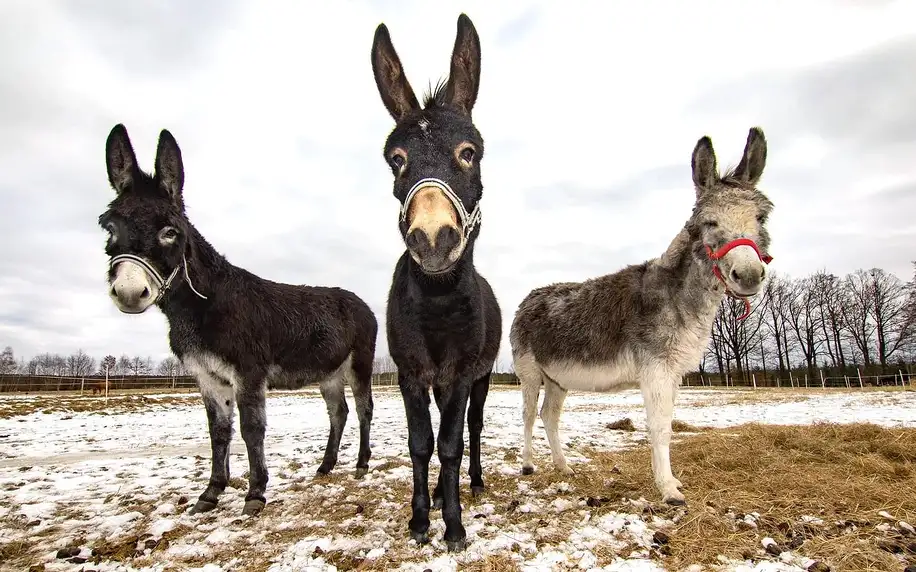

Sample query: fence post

[844,375,850,388]
[804,374,808,388]
[899,369,904,387]
[856,368,864,389]
[752,373,757,390]
[80,377,85,395]
[776,376,781,388]
[819,369,826,389]
[105,369,110,402]
[789,371,794,388]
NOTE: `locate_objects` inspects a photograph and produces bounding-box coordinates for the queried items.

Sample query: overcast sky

[1,0,915,368]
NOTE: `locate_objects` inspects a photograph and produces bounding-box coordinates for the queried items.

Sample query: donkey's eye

[703,221,719,229]
[460,147,475,164]
[756,214,767,224]
[389,153,406,172]
[159,227,179,245]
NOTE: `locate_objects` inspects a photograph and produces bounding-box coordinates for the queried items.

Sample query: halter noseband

[109,252,208,304]
[704,238,773,321]
[399,178,481,241]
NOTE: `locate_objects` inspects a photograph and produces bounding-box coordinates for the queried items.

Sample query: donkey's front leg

[437,381,472,552]
[399,374,434,544]
[640,374,685,505]
[190,378,234,514]
[237,384,269,516]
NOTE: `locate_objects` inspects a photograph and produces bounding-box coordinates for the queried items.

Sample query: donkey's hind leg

[541,377,573,475]
[515,353,543,475]
[316,374,348,475]
[345,353,374,478]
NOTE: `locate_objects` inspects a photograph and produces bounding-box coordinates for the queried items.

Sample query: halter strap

[400,178,481,239]
[703,238,773,321]
[109,252,208,304]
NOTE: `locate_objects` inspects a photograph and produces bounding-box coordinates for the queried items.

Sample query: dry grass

[0,394,198,419]
[591,422,916,571]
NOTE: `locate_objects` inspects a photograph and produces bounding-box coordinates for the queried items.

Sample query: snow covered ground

[1,386,915,572]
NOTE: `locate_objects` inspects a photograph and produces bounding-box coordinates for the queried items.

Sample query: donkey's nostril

[406,228,427,251]
[140,287,150,299]
[730,268,741,281]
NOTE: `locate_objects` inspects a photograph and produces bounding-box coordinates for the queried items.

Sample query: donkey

[99,124,378,516]
[510,127,774,505]
[370,14,502,551]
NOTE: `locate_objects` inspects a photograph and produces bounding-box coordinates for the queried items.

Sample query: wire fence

[687,370,915,390]
[2,369,912,396]
[0,372,524,395]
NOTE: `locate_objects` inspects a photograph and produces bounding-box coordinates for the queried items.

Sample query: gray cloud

[495,7,540,47]
[57,0,241,77]
[522,164,685,210]
[688,34,916,151]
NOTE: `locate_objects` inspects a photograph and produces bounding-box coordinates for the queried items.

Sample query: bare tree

[100,355,117,376]
[157,356,182,377]
[126,356,153,376]
[786,276,824,374]
[868,268,914,365]
[811,271,848,368]
[0,346,15,374]
[67,349,96,377]
[760,274,792,376]
[116,355,132,375]
[841,270,877,366]
[372,355,397,374]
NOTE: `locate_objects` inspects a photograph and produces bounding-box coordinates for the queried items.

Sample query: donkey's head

[99,124,198,314]
[371,14,484,275]
[690,127,774,298]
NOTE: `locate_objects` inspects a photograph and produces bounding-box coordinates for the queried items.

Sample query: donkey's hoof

[432,497,443,510]
[446,538,468,552]
[664,493,687,506]
[354,467,368,479]
[471,485,485,497]
[189,499,217,514]
[315,465,332,476]
[409,530,429,544]
[242,499,265,516]
[556,466,575,476]
[521,465,535,476]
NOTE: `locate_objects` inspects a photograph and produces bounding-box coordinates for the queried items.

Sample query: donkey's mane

[719,164,757,190]
[422,77,450,109]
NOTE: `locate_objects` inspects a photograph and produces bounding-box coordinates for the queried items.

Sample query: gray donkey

[510,127,774,505]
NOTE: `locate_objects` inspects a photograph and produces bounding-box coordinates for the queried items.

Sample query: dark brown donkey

[99,124,378,516]
[370,14,502,551]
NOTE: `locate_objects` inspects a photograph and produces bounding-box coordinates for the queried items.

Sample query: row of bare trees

[701,266,916,384]
[0,347,187,378]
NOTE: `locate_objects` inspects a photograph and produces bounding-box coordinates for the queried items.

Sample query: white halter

[109,252,208,303]
[399,177,481,241]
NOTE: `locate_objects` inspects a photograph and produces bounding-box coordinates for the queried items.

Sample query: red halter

[704,238,773,321]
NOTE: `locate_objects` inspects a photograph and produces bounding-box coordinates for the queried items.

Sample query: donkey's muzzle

[406,226,461,274]
[729,264,767,295]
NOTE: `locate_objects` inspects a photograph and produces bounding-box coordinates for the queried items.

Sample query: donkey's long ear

[732,127,767,185]
[691,135,718,198]
[445,13,481,115]
[154,129,185,208]
[371,23,420,121]
[106,124,139,195]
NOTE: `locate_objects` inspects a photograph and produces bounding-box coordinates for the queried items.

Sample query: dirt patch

[606,418,637,431]
[589,422,916,570]
[0,394,199,419]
